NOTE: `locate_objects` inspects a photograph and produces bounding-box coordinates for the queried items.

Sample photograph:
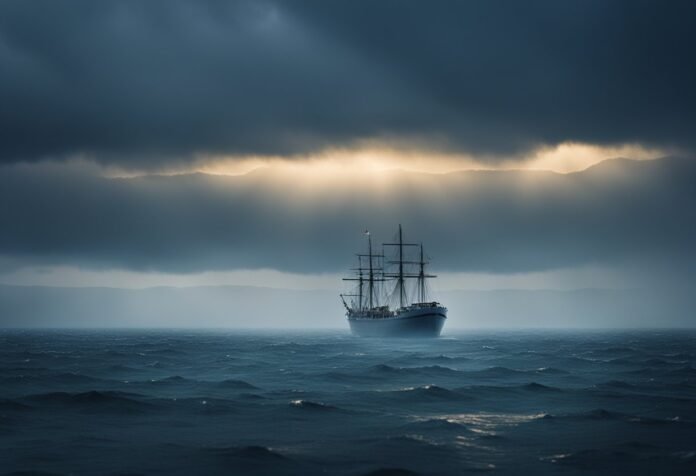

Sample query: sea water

[1,329,695,475]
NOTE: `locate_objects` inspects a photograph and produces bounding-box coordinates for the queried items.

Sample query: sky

[1,0,695,327]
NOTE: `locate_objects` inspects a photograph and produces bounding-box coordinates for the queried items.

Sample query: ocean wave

[0,372,102,386]
[144,361,165,368]
[542,408,689,426]
[0,366,51,374]
[402,418,469,432]
[533,367,569,375]
[605,358,637,365]
[624,365,696,378]
[416,365,463,376]
[663,381,696,391]
[261,342,314,353]
[566,408,625,420]
[0,399,32,412]
[542,441,692,471]
[206,444,290,462]
[521,382,563,392]
[388,385,462,401]
[417,354,458,362]
[369,364,463,377]
[368,364,405,374]
[641,358,675,366]
[149,375,258,390]
[143,348,186,356]
[175,397,239,415]
[314,364,537,383]
[238,392,265,400]
[145,375,197,386]
[105,364,144,373]
[622,367,658,376]
[362,468,419,476]
[323,371,382,383]
[217,378,258,389]
[514,350,555,357]
[599,346,639,355]
[668,366,696,377]
[20,390,153,413]
[469,366,527,378]
[289,399,341,411]
[597,379,636,389]
[53,372,103,384]
[397,354,466,365]
[4,471,68,476]
[454,383,564,397]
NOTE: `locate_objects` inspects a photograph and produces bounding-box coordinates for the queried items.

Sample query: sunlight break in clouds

[97,141,666,179]
[524,143,666,173]
[183,142,667,178]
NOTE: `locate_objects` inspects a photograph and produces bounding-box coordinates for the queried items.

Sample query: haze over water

[2,329,695,475]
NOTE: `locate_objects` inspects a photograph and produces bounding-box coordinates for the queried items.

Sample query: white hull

[348,306,447,337]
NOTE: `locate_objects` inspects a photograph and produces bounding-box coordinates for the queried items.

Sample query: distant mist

[1,284,693,329]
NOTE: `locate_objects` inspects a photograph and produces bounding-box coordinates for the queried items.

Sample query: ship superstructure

[340,225,447,337]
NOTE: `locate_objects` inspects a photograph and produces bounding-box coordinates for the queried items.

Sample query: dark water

[1,330,695,475]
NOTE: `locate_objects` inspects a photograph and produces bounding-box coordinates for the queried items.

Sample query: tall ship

[340,225,447,337]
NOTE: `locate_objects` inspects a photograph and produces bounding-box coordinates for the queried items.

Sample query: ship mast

[383,224,419,308]
[398,225,405,307]
[358,255,364,310]
[419,243,425,303]
[343,248,367,311]
[368,232,374,309]
[346,231,385,311]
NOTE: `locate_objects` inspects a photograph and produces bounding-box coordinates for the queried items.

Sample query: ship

[340,225,447,337]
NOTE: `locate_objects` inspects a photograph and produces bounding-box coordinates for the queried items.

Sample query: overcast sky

[1,1,695,326]
[1,0,695,166]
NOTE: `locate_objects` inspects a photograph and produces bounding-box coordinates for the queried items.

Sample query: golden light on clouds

[523,143,665,173]
[100,141,668,179]
[196,142,667,178]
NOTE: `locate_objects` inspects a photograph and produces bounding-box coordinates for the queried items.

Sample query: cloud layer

[1,0,695,166]
[1,157,694,276]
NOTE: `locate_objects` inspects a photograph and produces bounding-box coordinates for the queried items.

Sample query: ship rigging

[340,225,447,337]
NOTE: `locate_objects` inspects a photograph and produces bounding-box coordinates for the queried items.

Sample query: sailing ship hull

[348,307,447,337]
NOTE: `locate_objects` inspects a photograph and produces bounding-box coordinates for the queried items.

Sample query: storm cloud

[1,0,695,166]
[1,157,694,275]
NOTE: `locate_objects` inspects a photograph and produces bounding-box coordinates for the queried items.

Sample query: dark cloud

[1,157,694,275]
[0,0,695,166]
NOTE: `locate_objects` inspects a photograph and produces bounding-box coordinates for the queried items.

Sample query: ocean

[1,330,695,475]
